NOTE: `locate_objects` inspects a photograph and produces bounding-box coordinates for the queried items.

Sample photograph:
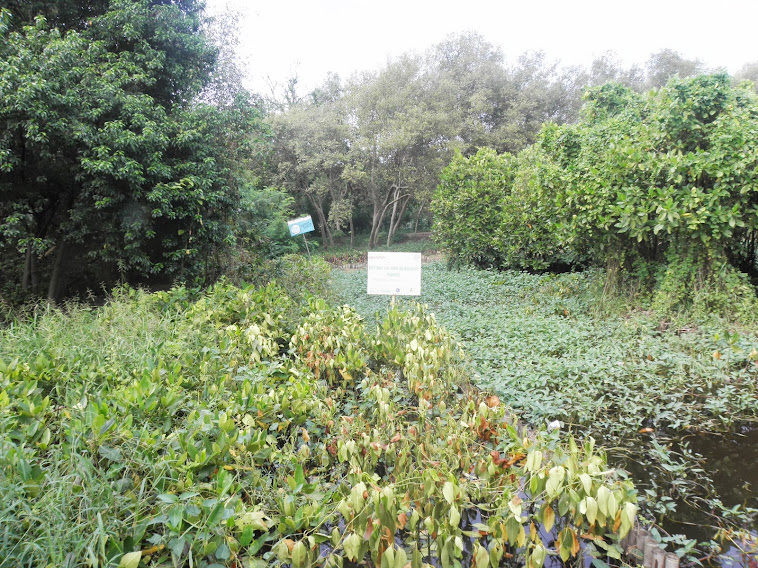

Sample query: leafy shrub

[0,282,638,568]
[433,146,580,272]
[432,148,514,269]
[434,74,758,316]
[290,298,367,385]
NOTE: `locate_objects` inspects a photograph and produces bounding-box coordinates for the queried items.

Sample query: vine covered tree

[433,74,758,313]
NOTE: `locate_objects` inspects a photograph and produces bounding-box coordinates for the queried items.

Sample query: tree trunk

[386,186,400,247]
[387,194,410,247]
[369,186,395,249]
[413,199,427,234]
[369,185,409,249]
[307,192,333,250]
[349,214,354,249]
[31,253,39,293]
[23,244,32,289]
[47,240,66,301]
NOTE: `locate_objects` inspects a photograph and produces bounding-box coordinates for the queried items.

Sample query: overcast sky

[205,0,758,95]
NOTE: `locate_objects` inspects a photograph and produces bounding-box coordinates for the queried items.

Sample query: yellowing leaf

[543,504,555,533]
[119,551,142,568]
[517,525,526,548]
[571,530,580,557]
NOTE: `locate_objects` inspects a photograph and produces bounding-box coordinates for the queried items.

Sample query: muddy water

[609,426,758,567]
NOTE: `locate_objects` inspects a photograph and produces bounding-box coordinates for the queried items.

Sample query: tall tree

[644,48,705,88]
[0,2,263,299]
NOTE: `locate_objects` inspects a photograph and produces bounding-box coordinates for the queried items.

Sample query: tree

[734,61,758,91]
[268,77,349,249]
[587,51,645,90]
[644,48,705,89]
[0,2,264,299]
[345,55,446,248]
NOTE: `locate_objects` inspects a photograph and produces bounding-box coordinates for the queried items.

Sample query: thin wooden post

[653,547,666,568]
[302,234,311,258]
[643,537,657,567]
[664,552,679,568]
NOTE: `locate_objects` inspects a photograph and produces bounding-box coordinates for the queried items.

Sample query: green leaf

[596,486,610,516]
[294,464,306,486]
[239,526,255,548]
[98,445,122,462]
[344,533,362,562]
[474,543,489,568]
[579,473,592,495]
[291,540,307,568]
[442,481,455,504]
[449,504,461,527]
[118,551,142,568]
[585,496,598,526]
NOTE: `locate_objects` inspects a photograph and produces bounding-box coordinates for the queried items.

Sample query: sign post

[287,215,315,257]
[367,252,422,302]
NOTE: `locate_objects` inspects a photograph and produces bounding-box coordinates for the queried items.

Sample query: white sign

[367,252,421,296]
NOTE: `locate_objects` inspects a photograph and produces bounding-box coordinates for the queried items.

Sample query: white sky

[206,0,758,95]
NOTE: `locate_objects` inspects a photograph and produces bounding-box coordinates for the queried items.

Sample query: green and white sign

[367,252,421,296]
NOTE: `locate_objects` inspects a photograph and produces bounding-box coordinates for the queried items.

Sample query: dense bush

[432,148,515,268]
[0,282,637,567]
[433,74,758,315]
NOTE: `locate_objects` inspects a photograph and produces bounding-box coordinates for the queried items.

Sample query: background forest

[3,0,758,304]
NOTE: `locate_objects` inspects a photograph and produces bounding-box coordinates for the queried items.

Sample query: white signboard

[367,252,421,296]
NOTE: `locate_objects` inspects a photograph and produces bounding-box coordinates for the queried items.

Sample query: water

[608,426,758,567]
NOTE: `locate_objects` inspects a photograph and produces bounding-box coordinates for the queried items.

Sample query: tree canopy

[0,2,265,299]
[433,73,758,313]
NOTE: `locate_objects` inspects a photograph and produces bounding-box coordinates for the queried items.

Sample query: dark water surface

[609,426,758,567]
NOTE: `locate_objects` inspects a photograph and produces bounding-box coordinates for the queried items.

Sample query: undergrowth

[0,272,636,567]
[333,262,758,564]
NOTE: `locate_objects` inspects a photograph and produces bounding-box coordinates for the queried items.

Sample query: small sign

[367,252,421,296]
[288,215,315,236]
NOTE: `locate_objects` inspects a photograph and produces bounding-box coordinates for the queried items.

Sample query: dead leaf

[397,512,408,530]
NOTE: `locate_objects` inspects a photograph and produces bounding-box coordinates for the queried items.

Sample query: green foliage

[433,74,758,316]
[237,254,333,306]
[334,262,758,559]
[547,74,758,266]
[237,186,301,259]
[433,147,572,271]
[0,281,637,567]
[0,2,268,299]
[291,299,367,385]
[433,148,514,268]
